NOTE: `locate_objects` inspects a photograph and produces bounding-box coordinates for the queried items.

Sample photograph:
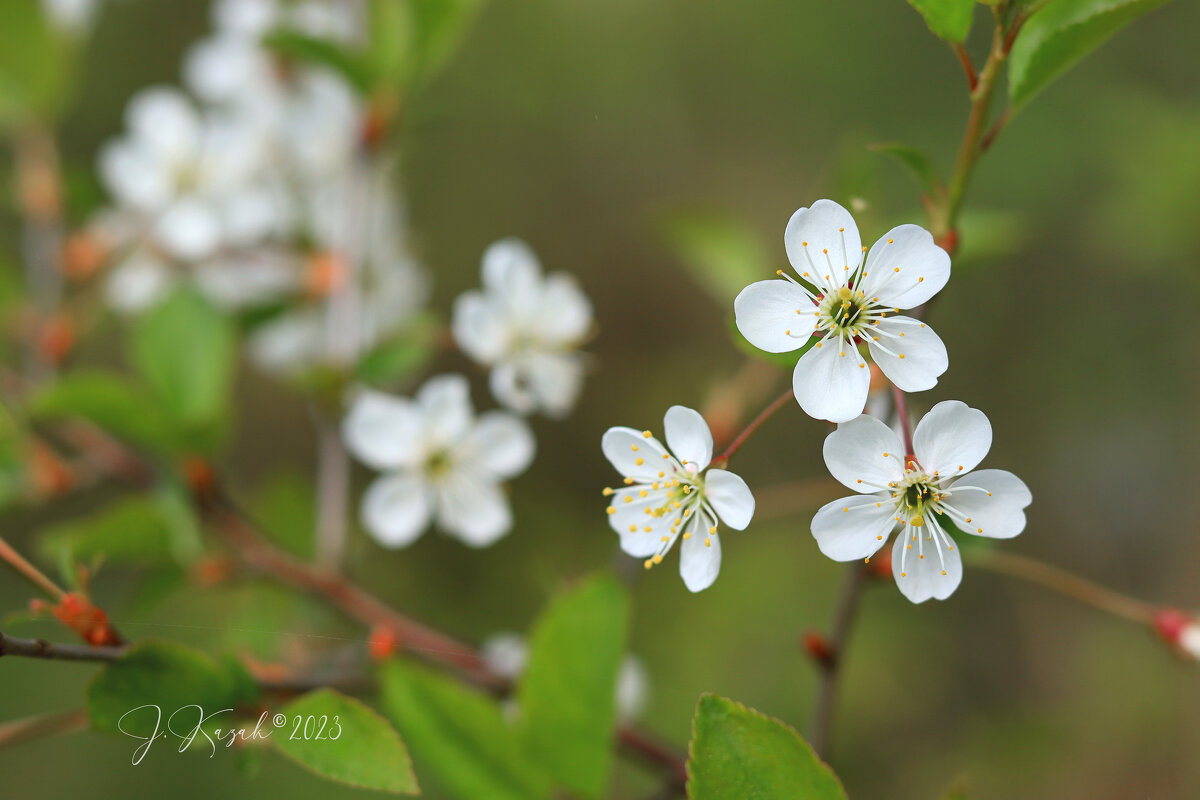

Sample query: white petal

[435,471,512,547]
[615,656,649,722]
[104,256,172,313]
[892,526,962,603]
[490,351,585,419]
[155,200,222,261]
[247,311,323,374]
[417,375,474,446]
[480,633,528,680]
[342,390,423,470]
[98,141,171,210]
[867,317,948,393]
[126,87,201,163]
[456,411,535,479]
[482,238,541,312]
[663,405,713,470]
[811,494,895,561]
[783,200,862,292]
[943,469,1032,539]
[361,474,433,548]
[704,469,754,530]
[679,511,721,592]
[912,400,992,477]
[452,291,509,364]
[533,274,592,343]
[733,280,815,353]
[822,414,907,492]
[609,486,675,557]
[861,224,950,309]
[601,427,674,482]
[792,339,871,423]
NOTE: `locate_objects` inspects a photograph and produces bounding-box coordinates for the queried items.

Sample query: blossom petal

[822,414,907,492]
[602,427,673,482]
[679,511,721,592]
[892,526,962,603]
[534,274,592,343]
[793,340,871,423]
[343,390,423,470]
[491,351,585,419]
[609,485,674,556]
[482,238,541,313]
[126,87,201,163]
[155,200,222,261]
[861,224,950,309]
[811,494,896,561]
[105,255,173,314]
[783,199,863,292]
[98,141,171,209]
[867,317,948,393]
[733,280,816,353]
[912,400,992,477]
[452,290,509,364]
[417,374,474,446]
[435,471,511,547]
[664,405,713,470]
[704,468,754,530]
[457,411,535,479]
[361,474,432,548]
[943,469,1032,539]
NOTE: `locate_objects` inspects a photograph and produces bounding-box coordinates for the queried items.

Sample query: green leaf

[251,471,316,559]
[129,289,236,438]
[273,689,418,795]
[369,0,417,86]
[38,495,177,567]
[355,316,438,385]
[28,370,174,451]
[0,0,72,125]
[517,573,629,799]
[869,141,943,197]
[408,0,484,82]
[87,641,259,732]
[687,694,847,800]
[379,659,551,800]
[262,31,374,94]
[663,212,771,306]
[906,0,975,42]
[1008,0,1174,110]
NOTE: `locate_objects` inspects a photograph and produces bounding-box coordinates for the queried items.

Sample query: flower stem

[0,709,88,752]
[314,413,352,569]
[0,535,65,601]
[712,386,795,466]
[808,562,869,759]
[965,549,1157,624]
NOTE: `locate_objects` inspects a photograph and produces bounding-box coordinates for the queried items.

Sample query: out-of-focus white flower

[453,239,592,418]
[41,0,122,34]
[343,376,535,548]
[735,199,951,423]
[481,632,650,722]
[811,400,1032,604]
[602,406,755,592]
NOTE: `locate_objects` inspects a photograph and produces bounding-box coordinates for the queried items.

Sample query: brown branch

[711,387,795,468]
[953,43,978,91]
[0,631,124,662]
[0,709,88,751]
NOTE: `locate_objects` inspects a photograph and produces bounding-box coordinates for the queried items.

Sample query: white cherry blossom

[811,400,1031,603]
[602,406,755,592]
[343,375,534,549]
[453,239,592,418]
[735,199,951,423]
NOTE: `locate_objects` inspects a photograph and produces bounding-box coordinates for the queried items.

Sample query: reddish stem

[713,387,794,466]
[953,43,978,91]
[0,535,65,601]
[891,383,914,457]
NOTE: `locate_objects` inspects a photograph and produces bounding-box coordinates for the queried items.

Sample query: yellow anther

[888,238,894,243]
[802,241,808,246]
[898,354,905,359]
[661,536,669,542]
[642,430,652,438]
[837,287,852,302]
[918,277,924,283]
[624,477,635,485]
[652,554,663,564]
[910,514,925,527]
[644,526,652,532]
[704,537,712,547]
[662,453,670,460]
[603,487,614,496]
[822,248,828,254]
[901,572,907,577]
[606,507,616,515]
[883,452,889,457]
[683,532,691,540]
[843,507,849,512]
[635,457,644,466]
[708,526,717,534]
[639,489,648,498]
[942,570,947,576]
[631,444,638,452]
[628,525,636,532]
[893,267,899,272]
[658,471,665,478]
[876,535,883,540]
[644,559,653,569]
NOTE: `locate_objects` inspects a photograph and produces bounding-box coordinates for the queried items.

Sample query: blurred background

[1,0,1198,798]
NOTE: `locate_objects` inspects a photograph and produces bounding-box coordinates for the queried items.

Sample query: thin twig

[808,563,868,759]
[966,549,1157,624]
[313,413,352,569]
[0,534,66,601]
[712,387,794,467]
[953,43,978,91]
[0,709,88,751]
[0,631,124,662]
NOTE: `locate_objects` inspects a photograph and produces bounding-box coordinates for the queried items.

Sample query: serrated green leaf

[906,0,975,42]
[262,31,374,94]
[869,141,943,197]
[380,659,551,800]
[663,212,771,306]
[1008,0,1173,110]
[517,573,629,799]
[129,289,236,440]
[274,689,418,795]
[687,694,847,800]
[28,370,175,451]
[87,641,259,733]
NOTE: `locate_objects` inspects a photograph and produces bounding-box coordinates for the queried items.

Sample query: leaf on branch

[686,694,848,800]
[87,641,259,732]
[262,31,374,94]
[380,659,552,800]
[355,314,439,386]
[38,494,179,568]
[28,370,174,452]
[1008,0,1175,110]
[869,141,943,198]
[516,572,629,800]
[128,288,236,448]
[273,689,419,795]
[406,0,485,83]
[906,0,976,42]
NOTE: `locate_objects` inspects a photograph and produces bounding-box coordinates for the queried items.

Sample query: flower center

[821,287,867,334]
[425,450,453,478]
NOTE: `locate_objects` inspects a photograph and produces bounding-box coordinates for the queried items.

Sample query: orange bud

[38,314,75,365]
[305,251,348,298]
[368,626,399,662]
[62,232,107,280]
[803,630,836,667]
